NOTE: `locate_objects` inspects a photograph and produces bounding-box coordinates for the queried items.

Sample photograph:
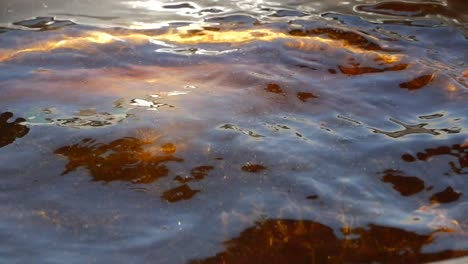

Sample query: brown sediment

[400,74,435,91]
[241,164,267,173]
[55,137,183,183]
[288,29,308,37]
[339,63,408,75]
[401,153,417,162]
[174,165,214,183]
[308,27,384,51]
[191,166,214,180]
[297,92,318,102]
[162,184,200,203]
[190,219,467,263]
[265,83,284,94]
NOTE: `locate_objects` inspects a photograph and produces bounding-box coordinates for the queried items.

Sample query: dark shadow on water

[372,119,461,139]
[51,13,119,21]
[381,169,425,196]
[357,1,449,18]
[402,143,467,175]
[13,17,75,31]
[162,3,196,9]
[382,142,466,204]
[430,187,462,204]
[0,112,29,148]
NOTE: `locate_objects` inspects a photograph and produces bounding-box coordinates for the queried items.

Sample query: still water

[0,0,467,263]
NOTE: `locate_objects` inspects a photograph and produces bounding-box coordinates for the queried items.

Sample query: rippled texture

[0,0,467,263]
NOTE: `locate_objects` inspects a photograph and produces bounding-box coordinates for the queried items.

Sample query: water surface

[0,0,467,263]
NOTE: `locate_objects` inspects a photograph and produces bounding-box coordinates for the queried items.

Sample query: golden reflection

[376,54,401,64]
[0,32,119,61]
[447,83,458,92]
[0,28,403,63]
